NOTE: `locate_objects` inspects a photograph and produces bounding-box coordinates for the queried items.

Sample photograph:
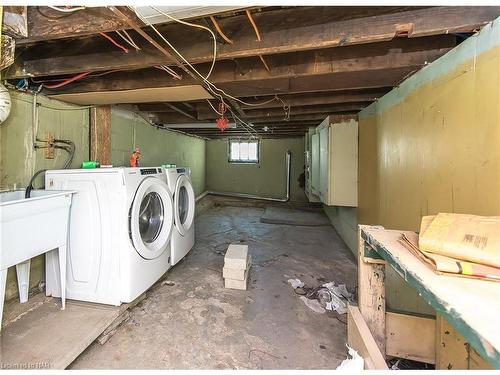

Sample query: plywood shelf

[351,225,500,369]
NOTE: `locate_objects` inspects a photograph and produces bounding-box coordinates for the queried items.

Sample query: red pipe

[43,71,91,89]
[99,32,129,53]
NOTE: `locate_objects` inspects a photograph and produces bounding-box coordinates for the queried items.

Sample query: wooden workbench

[349,225,500,369]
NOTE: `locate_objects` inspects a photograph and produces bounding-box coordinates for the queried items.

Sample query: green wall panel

[110,109,206,196]
[206,138,306,202]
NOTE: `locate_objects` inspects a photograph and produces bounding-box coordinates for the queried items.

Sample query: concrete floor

[71,203,357,369]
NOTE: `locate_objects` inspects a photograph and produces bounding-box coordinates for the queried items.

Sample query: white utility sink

[0,189,75,331]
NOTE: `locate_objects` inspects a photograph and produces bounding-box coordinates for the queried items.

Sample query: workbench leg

[0,269,7,331]
[357,225,386,356]
[58,245,67,310]
[16,260,31,303]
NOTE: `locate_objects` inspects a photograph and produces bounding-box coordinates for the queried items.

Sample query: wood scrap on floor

[260,206,330,226]
[0,292,145,369]
[347,305,388,369]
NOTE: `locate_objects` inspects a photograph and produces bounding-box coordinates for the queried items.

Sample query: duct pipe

[207,150,291,203]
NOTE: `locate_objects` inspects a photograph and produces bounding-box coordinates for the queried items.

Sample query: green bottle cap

[82,161,100,169]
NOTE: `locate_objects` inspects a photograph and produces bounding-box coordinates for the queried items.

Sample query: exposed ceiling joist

[17,6,139,45]
[9,6,498,78]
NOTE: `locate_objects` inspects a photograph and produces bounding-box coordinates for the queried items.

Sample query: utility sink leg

[58,245,67,310]
[1,269,7,331]
[16,260,31,303]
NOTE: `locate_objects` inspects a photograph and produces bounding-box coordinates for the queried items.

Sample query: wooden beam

[90,105,111,164]
[18,6,139,44]
[164,103,198,120]
[215,67,416,97]
[238,89,389,109]
[12,6,498,77]
[347,305,389,369]
[198,103,367,120]
[154,112,356,125]
[140,89,384,113]
[10,33,455,81]
[43,66,418,101]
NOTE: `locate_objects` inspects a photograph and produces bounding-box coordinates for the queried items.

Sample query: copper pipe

[259,55,270,71]
[245,9,261,42]
[209,15,233,44]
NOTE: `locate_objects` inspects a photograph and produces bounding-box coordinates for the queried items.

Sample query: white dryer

[163,167,195,265]
[45,167,173,305]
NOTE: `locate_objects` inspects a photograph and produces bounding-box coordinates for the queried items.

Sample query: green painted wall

[206,138,306,202]
[0,90,90,300]
[323,206,357,253]
[110,108,206,196]
[357,18,500,315]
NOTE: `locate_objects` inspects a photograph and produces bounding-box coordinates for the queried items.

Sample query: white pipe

[195,191,209,202]
[206,150,291,203]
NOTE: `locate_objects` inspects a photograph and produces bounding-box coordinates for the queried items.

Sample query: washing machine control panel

[140,168,162,175]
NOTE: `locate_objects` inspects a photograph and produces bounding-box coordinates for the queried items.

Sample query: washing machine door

[129,177,174,259]
[173,174,195,236]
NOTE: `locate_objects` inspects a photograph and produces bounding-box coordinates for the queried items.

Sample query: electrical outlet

[43,132,55,159]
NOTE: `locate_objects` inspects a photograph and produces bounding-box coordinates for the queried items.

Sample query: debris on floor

[224,244,251,290]
[300,296,326,314]
[287,278,305,289]
[387,357,435,370]
[288,278,354,315]
[336,345,364,371]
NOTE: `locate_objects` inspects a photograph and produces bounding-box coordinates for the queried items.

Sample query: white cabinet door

[319,126,329,202]
[329,120,358,206]
[311,133,320,195]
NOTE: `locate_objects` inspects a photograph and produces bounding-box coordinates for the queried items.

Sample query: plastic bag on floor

[287,278,305,289]
[316,281,352,314]
[336,345,364,371]
[299,296,325,314]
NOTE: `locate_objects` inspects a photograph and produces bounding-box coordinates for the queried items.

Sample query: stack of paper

[399,213,500,281]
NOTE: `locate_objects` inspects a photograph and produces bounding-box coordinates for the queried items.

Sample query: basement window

[228,140,259,163]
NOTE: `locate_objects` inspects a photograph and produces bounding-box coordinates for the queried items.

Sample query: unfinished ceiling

[3,6,500,138]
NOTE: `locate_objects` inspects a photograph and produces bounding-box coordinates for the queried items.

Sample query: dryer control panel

[140,168,162,175]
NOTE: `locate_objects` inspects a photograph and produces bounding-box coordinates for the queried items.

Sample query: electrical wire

[100,32,129,53]
[131,7,285,111]
[47,6,86,12]
[149,6,217,80]
[36,6,76,19]
[42,71,90,89]
[25,139,76,199]
[155,65,182,80]
[115,30,142,51]
[130,7,285,133]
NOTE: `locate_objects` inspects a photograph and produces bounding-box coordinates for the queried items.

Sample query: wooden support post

[435,314,493,369]
[90,105,111,165]
[347,305,388,369]
[357,225,386,356]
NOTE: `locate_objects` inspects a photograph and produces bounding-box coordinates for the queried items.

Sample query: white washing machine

[163,167,195,265]
[44,167,174,305]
